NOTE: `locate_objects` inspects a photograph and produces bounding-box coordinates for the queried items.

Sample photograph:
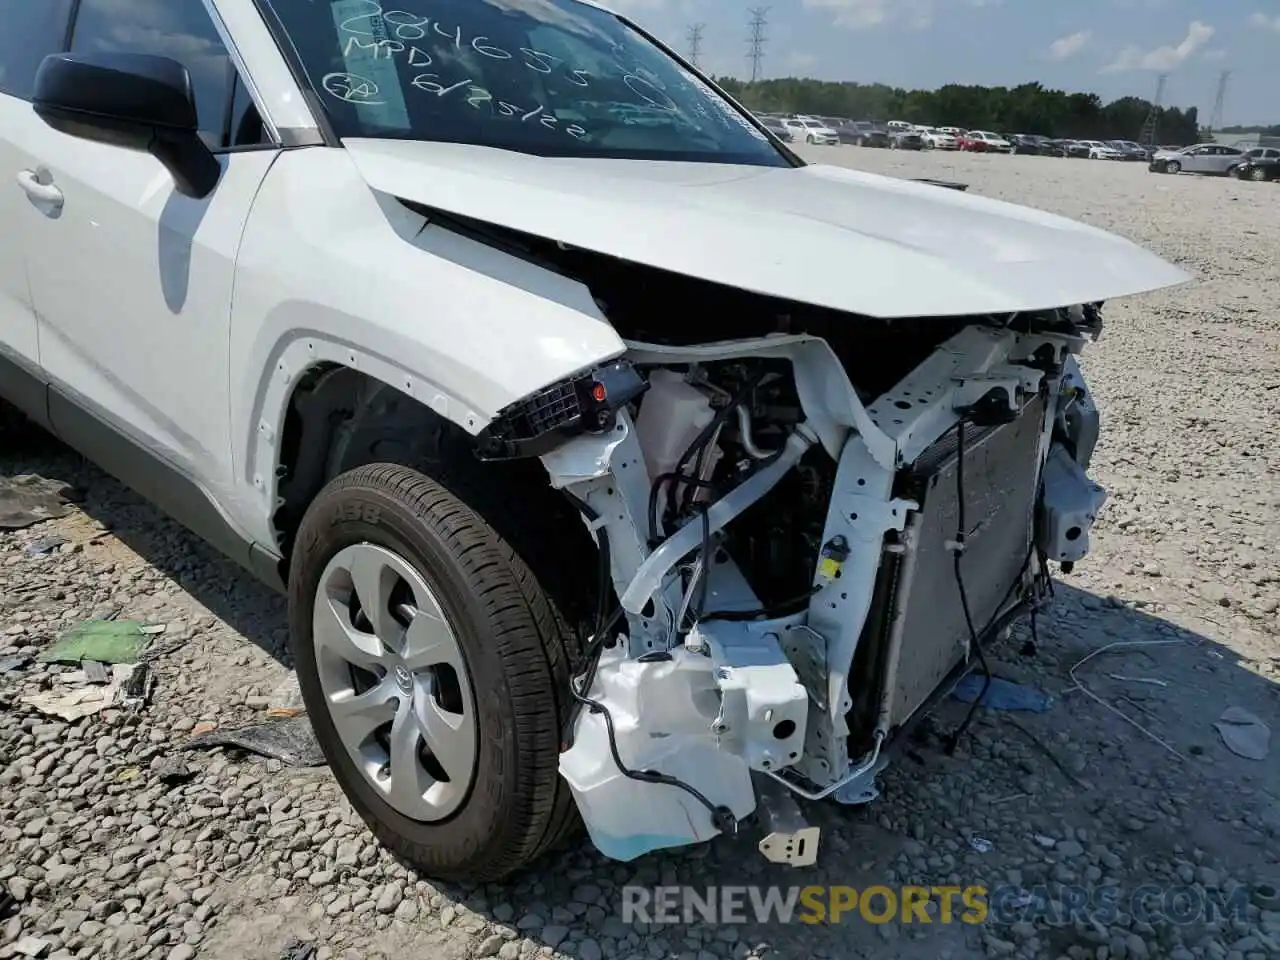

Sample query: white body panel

[227,147,627,544]
[0,95,42,370]
[344,138,1191,320]
[20,112,275,514]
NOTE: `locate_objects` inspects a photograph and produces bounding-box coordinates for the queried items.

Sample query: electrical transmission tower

[687,22,705,68]
[747,7,769,82]
[1139,73,1167,146]
[1208,70,1230,134]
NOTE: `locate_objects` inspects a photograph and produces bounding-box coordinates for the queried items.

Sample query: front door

[21,0,278,512]
[0,0,74,420]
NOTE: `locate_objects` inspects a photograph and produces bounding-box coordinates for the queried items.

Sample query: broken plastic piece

[0,474,78,530]
[19,663,137,720]
[1214,706,1270,761]
[182,714,327,767]
[950,675,1051,712]
[754,774,820,867]
[24,535,68,556]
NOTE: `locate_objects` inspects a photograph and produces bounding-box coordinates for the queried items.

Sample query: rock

[375,882,403,914]
[541,925,570,948]
[394,898,419,922]
[476,934,504,957]
[578,938,604,960]
[14,937,51,958]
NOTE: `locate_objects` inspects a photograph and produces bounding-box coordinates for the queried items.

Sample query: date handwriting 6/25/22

[321,71,590,140]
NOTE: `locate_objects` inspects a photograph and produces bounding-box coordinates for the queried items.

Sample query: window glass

[260,0,788,166]
[0,0,74,100]
[69,0,236,147]
[229,74,267,146]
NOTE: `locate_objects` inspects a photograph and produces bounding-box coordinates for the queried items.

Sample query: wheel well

[273,365,600,630]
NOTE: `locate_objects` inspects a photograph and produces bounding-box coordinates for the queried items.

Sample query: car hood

[344,138,1192,319]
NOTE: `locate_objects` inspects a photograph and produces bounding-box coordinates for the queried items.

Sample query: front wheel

[288,463,580,881]
[806,134,816,145]
[1166,160,1181,174]
[1251,166,1269,181]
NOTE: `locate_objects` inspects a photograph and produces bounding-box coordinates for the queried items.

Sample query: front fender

[228,148,625,546]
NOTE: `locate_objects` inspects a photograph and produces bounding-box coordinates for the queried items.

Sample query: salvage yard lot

[2,149,1278,960]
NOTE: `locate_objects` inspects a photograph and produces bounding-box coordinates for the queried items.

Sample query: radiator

[886,395,1045,729]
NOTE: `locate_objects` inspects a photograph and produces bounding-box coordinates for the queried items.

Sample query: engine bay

[471,262,1110,866]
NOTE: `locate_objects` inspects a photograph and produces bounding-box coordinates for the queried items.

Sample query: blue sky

[612,0,1280,124]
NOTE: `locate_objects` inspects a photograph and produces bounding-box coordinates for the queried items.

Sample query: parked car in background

[756,115,795,142]
[888,127,925,150]
[1080,140,1125,160]
[784,116,840,145]
[1052,139,1091,159]
[1108,141,1151,162]
[938,126,964,137]
[1231,147,1280,181]
[837,120,891,147]
[1007,134,1056,155]
[919,127,959,150]
[959,130,1011,153]
[1149,143,1245,175]
[886,119,913,131]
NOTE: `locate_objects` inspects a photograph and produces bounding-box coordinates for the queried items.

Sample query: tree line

[711,77,1201,144]
[1216,124,1280,136]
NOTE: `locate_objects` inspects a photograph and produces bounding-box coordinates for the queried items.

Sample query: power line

[1208,70,1230,133]
[747,6,769,83]
[1139,73,1167,146]
[686,22,705,68]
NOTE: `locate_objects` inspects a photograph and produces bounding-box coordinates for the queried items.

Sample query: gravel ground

[2,147,1279,960]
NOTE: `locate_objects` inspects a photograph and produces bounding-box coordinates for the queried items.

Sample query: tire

[288,463,580,882]
[1166,160,1180,174]
[1251,166,1268,181]
[857,137,866,147]
[806,134,816,145]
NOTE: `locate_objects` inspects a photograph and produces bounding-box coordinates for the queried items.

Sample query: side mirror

[32,52,221,200]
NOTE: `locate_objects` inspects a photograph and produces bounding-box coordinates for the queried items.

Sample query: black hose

[558,493,735,833]
[944,418,993,755]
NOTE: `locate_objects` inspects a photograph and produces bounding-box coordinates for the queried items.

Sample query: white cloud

[1047,29,1092,60]
[1249,11,1280,30]
[1101,20,1214,72]
[803,0,933,30]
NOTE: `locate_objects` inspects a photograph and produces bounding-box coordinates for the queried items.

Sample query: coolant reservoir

[635,369,716,481]
[635,370,719,529]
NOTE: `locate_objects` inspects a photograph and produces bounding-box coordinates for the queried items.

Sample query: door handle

[16,169,64,208]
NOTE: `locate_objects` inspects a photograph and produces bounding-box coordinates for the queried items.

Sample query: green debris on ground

[39,619,152,664]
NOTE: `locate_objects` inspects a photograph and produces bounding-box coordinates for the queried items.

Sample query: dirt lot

[2,147,1278,960]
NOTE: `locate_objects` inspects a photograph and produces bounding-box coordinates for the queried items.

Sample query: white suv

[1,0,1189,881]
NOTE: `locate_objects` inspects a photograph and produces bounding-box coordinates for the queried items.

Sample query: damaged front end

[476,288,1109,867]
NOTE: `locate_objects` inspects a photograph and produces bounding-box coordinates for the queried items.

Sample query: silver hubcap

[313,543,477,821]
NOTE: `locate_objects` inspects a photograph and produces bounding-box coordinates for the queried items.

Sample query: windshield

[261,0,790,165]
